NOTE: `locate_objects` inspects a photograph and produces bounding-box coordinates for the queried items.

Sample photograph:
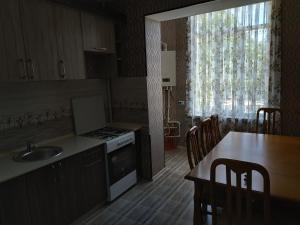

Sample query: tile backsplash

[111,77,148,123]
[0,79,109,151]
[0,105,71,131]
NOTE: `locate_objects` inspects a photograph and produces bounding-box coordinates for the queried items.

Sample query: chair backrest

[256,108,281,135]
[186,126,204,169]
[210,158,271,225]
[200,118,215,156]
[211,114,222,145]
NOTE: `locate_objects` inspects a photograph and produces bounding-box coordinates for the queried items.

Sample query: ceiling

[52,0,126,19]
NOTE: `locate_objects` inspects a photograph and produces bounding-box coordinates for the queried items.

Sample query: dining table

[185,131,300,225]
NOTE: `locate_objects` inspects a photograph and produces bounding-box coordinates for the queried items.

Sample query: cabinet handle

[84,159,103,168]
[58,60,66,79]
[18,58,27,80]
[26,59,35,80]
[94,47,107,51]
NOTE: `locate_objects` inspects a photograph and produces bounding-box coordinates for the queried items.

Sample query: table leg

[194,182,204,225]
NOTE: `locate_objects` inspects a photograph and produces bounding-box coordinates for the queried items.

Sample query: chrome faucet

[26,142,34,152]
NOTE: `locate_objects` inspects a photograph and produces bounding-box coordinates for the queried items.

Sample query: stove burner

[83,127,130,141]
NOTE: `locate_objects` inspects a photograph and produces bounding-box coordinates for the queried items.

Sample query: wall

[111,77,148,124]
[145,18,164,176]
[161,18,188,145]
[0,80,109,151]
[281,0,300,136]
[118,0,300,136]
[119,0,209,77]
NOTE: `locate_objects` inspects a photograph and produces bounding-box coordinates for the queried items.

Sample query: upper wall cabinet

[0,0,27,81]
[54,5,85,80]
[21,0,59,80]
[81,12,116,54]
[0,0,117,81]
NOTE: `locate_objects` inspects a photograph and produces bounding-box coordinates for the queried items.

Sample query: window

[187,1,272,120]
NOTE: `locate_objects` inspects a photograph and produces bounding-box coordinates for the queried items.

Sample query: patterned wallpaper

[281,0,300,136]
[118,0,210,77]
[161,18,189,145]
[117,0,300,136]
[145,18,165,176]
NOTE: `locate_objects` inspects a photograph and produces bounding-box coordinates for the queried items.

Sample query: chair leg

[201,203,208,223]
[194,183,204,225]
[194,196,204,225]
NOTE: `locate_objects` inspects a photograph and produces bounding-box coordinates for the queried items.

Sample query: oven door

[106,143,136,185]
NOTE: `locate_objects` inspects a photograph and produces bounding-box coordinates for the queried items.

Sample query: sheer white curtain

[186,1,281,131]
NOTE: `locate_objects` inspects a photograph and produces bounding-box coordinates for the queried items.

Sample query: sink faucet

[26,142,35,152]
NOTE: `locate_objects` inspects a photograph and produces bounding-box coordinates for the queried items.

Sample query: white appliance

[161,51,176,87]
[72,95,137,201]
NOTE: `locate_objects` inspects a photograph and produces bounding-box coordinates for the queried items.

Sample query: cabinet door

[0,176,31,225]
[26,164,62,225]
[0,0,27,81]
[21,0,59,80]
[81,12,116,53]
[82,146,107,212]
[58,154,85,224]
[55,5,85,80]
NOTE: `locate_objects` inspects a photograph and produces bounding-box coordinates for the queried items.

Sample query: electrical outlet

[178,100,185,106]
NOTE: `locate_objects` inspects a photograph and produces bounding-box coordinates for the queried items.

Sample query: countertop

[0,135,105,184]
[0,122,146,184]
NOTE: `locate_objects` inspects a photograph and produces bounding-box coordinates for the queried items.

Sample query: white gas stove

[72,95,137,201]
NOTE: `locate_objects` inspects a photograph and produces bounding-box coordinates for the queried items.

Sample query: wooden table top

[185,132,300,203]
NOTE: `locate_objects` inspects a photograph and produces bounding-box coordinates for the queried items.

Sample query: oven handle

[117,139,133,147]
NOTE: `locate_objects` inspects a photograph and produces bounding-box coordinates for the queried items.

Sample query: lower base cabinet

[0,176,31,225]
[82,146,107,212]
[26,164,63,225]
[0,145,106,225]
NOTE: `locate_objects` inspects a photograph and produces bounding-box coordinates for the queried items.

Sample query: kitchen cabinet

[21,0,59,80]
[0,0,118,81]
[27,154,85,225]
[0,0,27,81]
[54,5,85,80]
[82,145,107,212]
[26,162,63,225]
[59,153,85,223]
[0,176,31,225]
[81,12,116,54]
[0,145,107,225]
[135,129,152,180]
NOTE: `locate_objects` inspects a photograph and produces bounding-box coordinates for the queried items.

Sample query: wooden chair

[210,158,271,225]
[186,126,212,222]
[200,118,215,156]
[256,108,281,135]
[211,114,222,145]
[186,126,204,170]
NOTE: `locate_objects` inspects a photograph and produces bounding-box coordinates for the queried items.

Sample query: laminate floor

[72,147,195,225]
[71,147,299,225]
